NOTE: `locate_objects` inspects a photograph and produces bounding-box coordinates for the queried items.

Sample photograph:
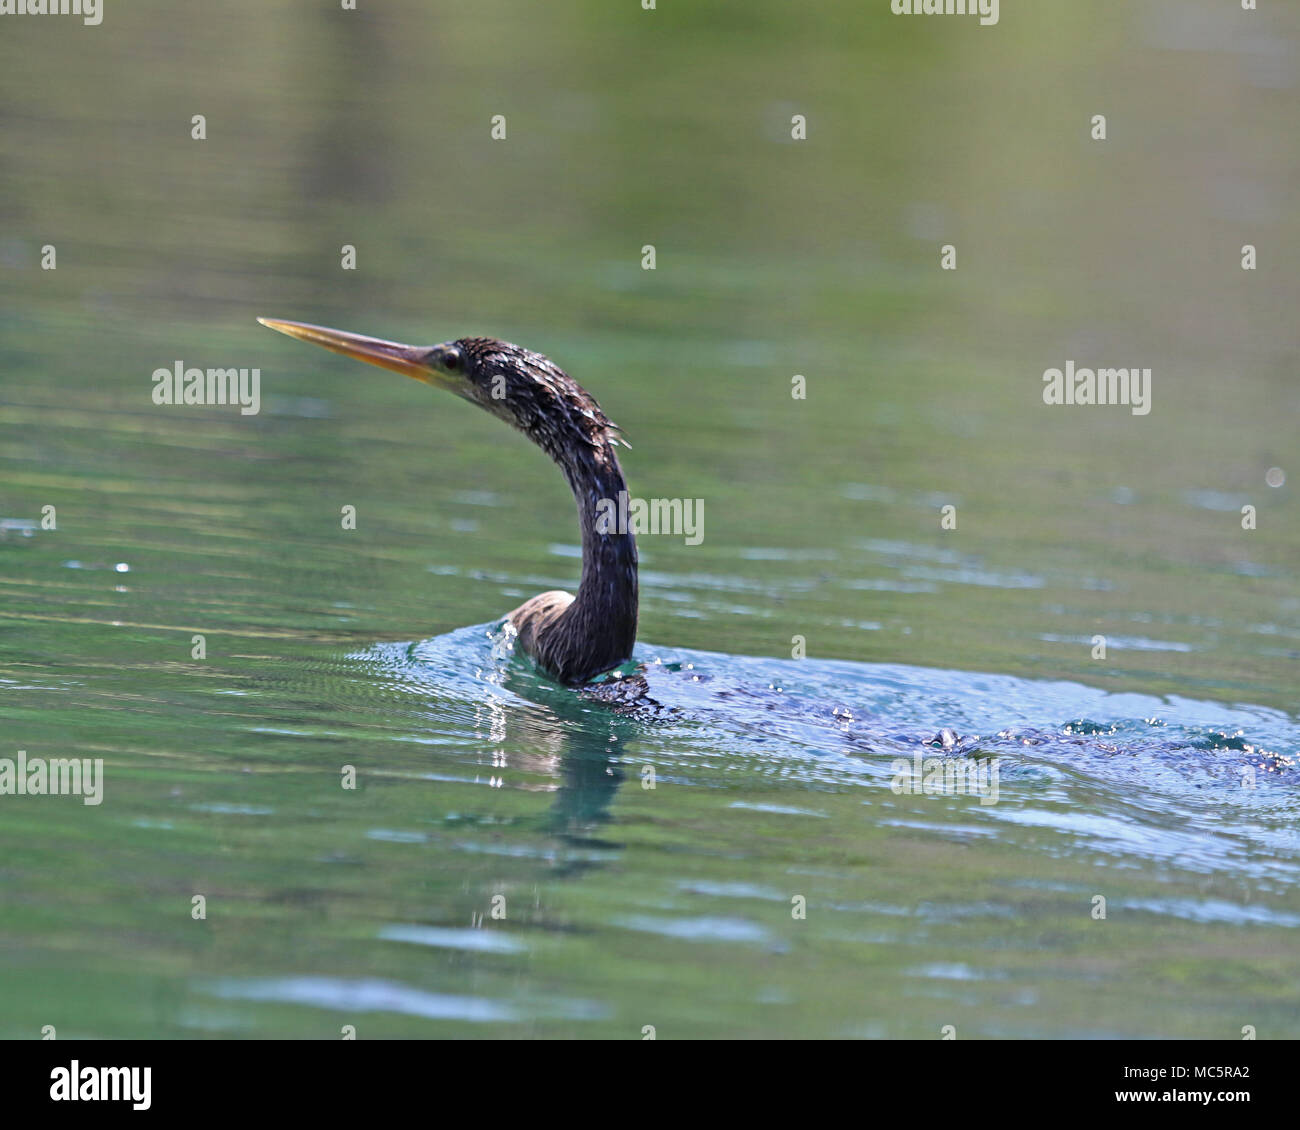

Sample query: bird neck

[556,442,639,680]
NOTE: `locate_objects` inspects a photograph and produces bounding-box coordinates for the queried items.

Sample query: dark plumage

[258,319,639,684]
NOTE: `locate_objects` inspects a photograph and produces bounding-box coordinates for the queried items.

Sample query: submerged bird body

[259,320,637,684]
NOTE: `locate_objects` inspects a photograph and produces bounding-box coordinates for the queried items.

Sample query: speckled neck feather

[457,339,638,684]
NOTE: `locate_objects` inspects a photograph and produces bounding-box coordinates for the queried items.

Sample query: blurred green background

[2,0,1295,698]
[0,0,1297,1039]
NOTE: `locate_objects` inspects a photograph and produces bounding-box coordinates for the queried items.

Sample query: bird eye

[439,346,464,373]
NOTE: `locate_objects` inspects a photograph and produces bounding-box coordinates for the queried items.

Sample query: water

[2,0,1299,1039]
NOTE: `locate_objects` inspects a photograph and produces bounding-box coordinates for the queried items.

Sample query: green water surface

[1,1,1297,1038]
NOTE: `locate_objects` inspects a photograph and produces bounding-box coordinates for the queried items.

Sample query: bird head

[257,318,624,461]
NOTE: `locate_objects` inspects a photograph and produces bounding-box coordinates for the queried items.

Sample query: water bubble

[1265,467,1285,488]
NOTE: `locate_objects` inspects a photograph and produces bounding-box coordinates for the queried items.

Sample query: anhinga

[258,318,638,685]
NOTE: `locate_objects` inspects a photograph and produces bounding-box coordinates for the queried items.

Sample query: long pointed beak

[257,317,443,386]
